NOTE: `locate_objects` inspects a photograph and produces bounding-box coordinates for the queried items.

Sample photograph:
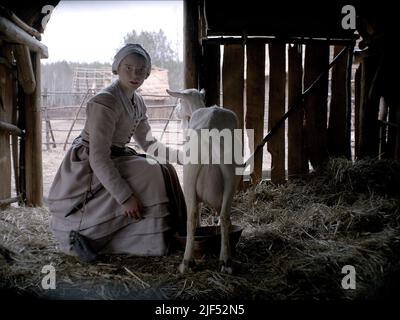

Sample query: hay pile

[1,158,400,300]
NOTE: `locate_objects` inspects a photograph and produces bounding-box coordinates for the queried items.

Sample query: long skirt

[46,144,186,257]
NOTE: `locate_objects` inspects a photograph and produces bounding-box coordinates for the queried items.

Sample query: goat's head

[166,88,206,128]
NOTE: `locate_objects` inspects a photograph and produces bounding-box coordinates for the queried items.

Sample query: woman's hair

[112,43,152,76]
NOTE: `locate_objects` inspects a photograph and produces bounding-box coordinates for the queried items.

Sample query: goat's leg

[179,164,201,273]
[218,164,236,274]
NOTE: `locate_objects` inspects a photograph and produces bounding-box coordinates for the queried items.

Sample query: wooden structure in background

[184,0,365,185]
[0,4,53,207]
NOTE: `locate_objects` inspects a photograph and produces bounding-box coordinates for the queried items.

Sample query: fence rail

[41,91,183,151]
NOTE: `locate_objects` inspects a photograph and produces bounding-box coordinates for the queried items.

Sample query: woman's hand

[122,195,143,219]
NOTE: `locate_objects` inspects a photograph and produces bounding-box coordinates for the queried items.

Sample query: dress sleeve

[86,98,133,204]
[132,96,183,164]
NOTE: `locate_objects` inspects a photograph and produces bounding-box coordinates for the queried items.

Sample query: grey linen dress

[47,80,182,256]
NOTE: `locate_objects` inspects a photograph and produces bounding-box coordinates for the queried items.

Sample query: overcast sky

[41,0,183,64]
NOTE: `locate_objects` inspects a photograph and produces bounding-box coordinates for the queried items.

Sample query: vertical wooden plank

[387,102,400,160]
[268,43,286,184]
[304,43,329,170]
[0,45,13,208]
[222,44,244,187]
[358,54,380,158]
[378,98,388,158]
[328,45,350,158]
[201,43,220,106]
[354,65,361,159]
[288,44,308,178]
[246,43,265,184]
[184,0,200,89]
[24,52,43,206]
[222,44,244,127]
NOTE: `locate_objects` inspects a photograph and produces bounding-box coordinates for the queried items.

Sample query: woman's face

[117,53,149,93]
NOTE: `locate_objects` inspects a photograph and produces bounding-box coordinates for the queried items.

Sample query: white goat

[167,88,240,274]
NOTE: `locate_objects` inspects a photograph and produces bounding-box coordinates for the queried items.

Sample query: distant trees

[40,29,183,106]
[122,29,183,90]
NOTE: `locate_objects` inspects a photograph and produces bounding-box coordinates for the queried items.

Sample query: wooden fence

[41,91,184,151]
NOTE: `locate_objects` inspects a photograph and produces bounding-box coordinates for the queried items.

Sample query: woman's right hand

[122,195,143,219]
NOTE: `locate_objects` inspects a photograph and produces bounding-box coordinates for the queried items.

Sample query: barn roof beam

[202,35,358,46]
[0,16,48,58]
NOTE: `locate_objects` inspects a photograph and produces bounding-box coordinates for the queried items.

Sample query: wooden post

[11,76,20,197]
[201,43,220,106]
[184,0,200,89]
[17,84,26,203]
[0,45,13,208]
[24,52,43,206]
[245,43,265,184]
[354,65,361,159]
[288,44,308,178]
[222,44,244,187]
[378,97,388,158]
[268,43,286,184]
[328,45,350,158]
[43,88,50,151]
[387,101,400,160]
[358,54,380,158]
[13,44,36,94]
[304,43,329,170]
[345,44,354,160]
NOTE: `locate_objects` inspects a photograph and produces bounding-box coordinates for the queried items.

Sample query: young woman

[47,44,186,260]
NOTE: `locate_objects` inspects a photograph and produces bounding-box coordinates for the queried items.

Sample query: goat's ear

[200,88,206,97]
[166,89,183,98]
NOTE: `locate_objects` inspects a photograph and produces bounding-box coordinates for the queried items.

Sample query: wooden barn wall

[199,42,358,185]
[288,44,308,178]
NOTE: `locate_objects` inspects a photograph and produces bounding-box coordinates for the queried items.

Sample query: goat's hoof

[219,260,233,274]
[178,260,194,274]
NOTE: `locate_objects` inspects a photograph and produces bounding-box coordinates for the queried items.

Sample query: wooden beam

[0,196,20,207]
[11,82,20,196]
[13,44,36,94]
[202,36,358,46]
[288,44,308,178]
[0,120,23,136]
[354,65,361,159]
[328,45,350,158]
[201,43,220,106]
[245,43,265,184]
[222,43,244,187]
[24,52,43,206]
[0,5,42,40]
[268,43,286,184]
[183,0,200,89]
[304,43,329,169]
[17,84,26,203]
[0,16,48,58]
